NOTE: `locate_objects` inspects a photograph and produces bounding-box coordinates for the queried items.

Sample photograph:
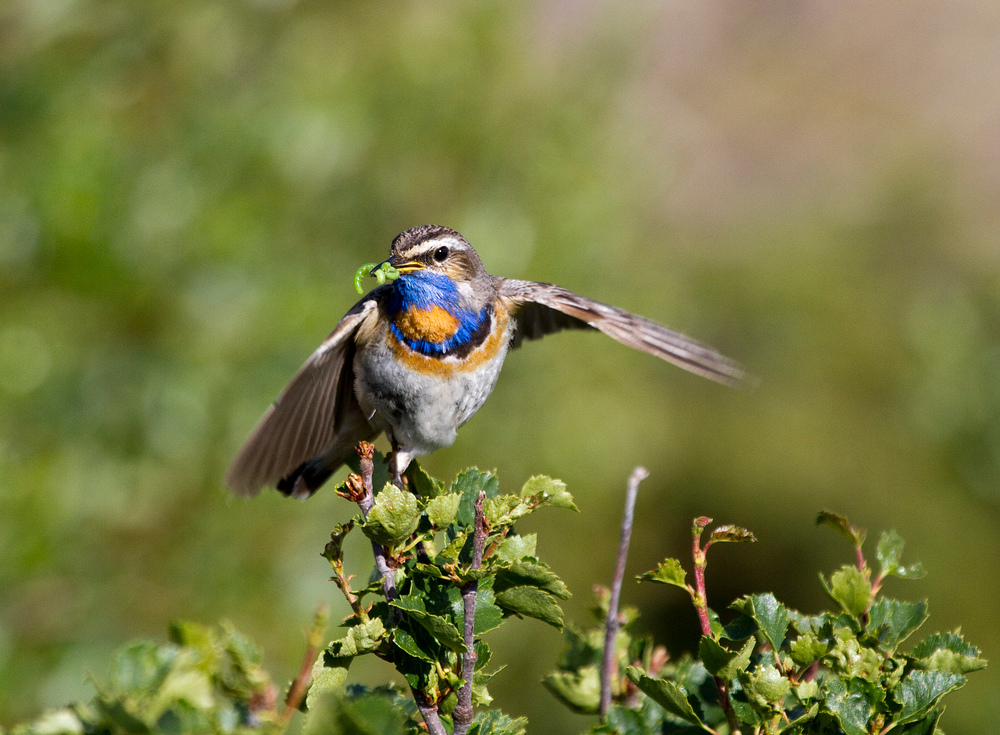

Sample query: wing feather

[499,279,746,387]
[225,296,380,496]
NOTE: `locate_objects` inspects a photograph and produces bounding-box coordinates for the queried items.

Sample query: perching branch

[353,441,399,603]
[350,442,447,735]
[453,491,488,735]
[600,466,648,718]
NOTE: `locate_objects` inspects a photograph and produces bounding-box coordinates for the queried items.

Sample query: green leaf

[698,637,753,680]
[624,667,705,728]
[520,475,577,511]
[866,598,928,650]
[453,469,500,527]
[485,495,533,526]
[390,595,467,653]
[391,627,435,663]
[496,561,571,600]
[305,651,352,710]
[821,565,872,617]
[876,530,926,580]
[636,558,687,589]
[468,710,528,735]
[542,666,602,715]
[731,593,788,651]
[406,459,445,498]
[108,640,176,694]
[778,704,819,732]
[327,618,387,658]
[896,669,966,723]
[322,522,354,566]
[362,483,421,548]
[816,511,867,549]
[744,664,790,705]
[466,579,505,636]
[425,494,461,528]
[709,525,756,544]
[824,677,875,735]
[911,631,987,674]
[497,534,536,563]
[495,586,564,629]
[789,633,829,667]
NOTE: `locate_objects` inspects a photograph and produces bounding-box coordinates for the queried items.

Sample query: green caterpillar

[354,262,400,294]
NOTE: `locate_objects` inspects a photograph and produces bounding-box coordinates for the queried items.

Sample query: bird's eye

[433,246,449,263]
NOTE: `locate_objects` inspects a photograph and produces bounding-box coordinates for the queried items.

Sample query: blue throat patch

[388,271,489,356]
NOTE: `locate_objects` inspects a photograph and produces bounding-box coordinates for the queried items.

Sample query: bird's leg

[389,443,414,490]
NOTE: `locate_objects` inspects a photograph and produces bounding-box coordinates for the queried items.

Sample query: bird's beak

[388,257,425,274]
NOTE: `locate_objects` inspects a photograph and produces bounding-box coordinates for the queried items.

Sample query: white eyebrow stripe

[401,236,467,259]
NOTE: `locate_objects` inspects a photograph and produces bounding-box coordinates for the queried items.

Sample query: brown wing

[225,295,381,497]
[499,279,746,387]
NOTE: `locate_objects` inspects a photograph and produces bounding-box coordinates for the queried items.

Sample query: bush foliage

[5,461,984,735]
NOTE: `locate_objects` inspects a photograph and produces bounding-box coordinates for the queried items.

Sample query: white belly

[353,332,510,456]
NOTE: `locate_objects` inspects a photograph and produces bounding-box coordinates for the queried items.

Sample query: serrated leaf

[866,598,928,650]
[392,627,435,663]
[821,565,872,617]
[520,475,577,510]
[362,483,420,548]
[637,558,688,589]
[305,651,351,710]
[426,494,461,528]
[624,667,705,728]
[709,525,756,544]
[816,510,867,548]
[327,618,386,658]
[469,710,528,735]
[452,469,500,527]
[824,677,875,735]
[406,459,445,498]
[699,637,753,680]
[731,593,788,651]
[390,596,467,653]
[911,631,987,674]
[745,664,790,704]
[778,704,818,732]
[485,495,533,525]
[497,534,536,563]
[495,586,564,629]
[496,561,571,600]
[896,669,966,723]
[876,530,926,580]
[789,633,829,667]
[542,666,602,715]
[721,613,757,642]
[468,580,506,636]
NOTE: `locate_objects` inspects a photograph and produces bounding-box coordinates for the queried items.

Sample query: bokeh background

[2,1,999,732]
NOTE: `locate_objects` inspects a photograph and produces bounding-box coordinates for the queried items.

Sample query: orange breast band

[395,305,461,343]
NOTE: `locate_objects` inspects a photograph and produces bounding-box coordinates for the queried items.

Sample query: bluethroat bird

[227,224,745,498]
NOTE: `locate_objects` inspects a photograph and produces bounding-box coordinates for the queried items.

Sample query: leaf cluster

[548,513,986,735]
[5,623,280,735]
[309,458,577,734]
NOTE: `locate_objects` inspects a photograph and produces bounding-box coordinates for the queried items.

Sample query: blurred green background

[2,1,998,732]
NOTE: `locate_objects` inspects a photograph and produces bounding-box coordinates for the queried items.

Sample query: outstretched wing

[226,295,382,497]
[499,279,746,387]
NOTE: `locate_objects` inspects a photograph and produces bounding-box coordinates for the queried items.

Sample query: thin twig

[354,442,399,602]
[600,466,648,718]
[352,443,448,735]
[691,518,741,735]
[453,491,488,735]
[282,603,329,721]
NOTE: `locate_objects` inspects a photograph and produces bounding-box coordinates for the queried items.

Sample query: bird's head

[388,225,488,283]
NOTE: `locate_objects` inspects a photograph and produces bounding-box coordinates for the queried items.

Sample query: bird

[226,224,745,499]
